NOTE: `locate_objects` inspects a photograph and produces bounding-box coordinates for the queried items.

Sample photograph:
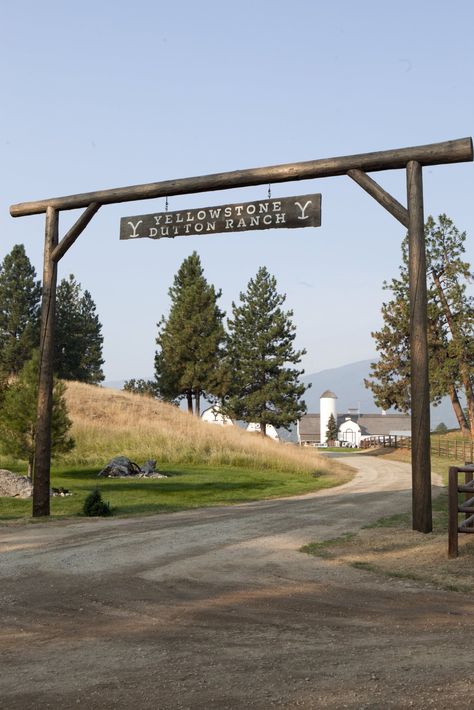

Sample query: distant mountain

[105,359,460,432]
[301,360,378,414]
[301,359,458,430]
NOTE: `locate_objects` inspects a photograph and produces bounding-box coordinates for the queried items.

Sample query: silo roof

[320,390,337,399]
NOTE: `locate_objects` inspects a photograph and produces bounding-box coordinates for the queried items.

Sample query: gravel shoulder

[1,456,472,710]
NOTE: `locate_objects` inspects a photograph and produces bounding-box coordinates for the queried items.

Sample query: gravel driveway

[1,456,472,709]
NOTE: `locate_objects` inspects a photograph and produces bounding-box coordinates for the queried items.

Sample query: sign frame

[120,193,321,241]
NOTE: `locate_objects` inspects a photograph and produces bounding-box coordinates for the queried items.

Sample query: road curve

[0,455,440,579]
[1,456,458,710]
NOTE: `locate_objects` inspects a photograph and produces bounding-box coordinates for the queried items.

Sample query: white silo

[320,390,338,444]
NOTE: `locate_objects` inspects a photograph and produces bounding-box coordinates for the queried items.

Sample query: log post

[406,161,432,533]
[448,467,459,558]
[465,465,474,521]
[33,206,59,517]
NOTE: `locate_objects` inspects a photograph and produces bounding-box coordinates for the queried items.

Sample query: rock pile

[98,456,166,478]
[0,470,33,498]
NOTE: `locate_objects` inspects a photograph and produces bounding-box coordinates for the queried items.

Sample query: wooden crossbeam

[347,169,409,227]
[459,515,474,530]
[459,493,474,512]
[51,203,100,263]
[10,137,473,217]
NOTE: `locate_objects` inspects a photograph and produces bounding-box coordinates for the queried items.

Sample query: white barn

[246,422,280,440]
[297,390,411,447]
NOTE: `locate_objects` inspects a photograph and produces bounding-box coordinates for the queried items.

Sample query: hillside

[107,359,460,433]
[63,382,344,477]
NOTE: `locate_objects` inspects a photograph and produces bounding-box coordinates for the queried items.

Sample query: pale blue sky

[1,0,473,380]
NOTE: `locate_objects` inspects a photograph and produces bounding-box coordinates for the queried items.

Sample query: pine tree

[0,244,41,376]
[0,351,74,477]
[225,266,308,435]
[77,289,105,384]
[123,378,160,398]
[155,252,225,414]
[55,275,104,384]
[326,413,338,444]
[427,215,474,435]
[366,215,474,435]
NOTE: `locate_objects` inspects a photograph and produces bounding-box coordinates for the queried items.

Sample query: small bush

[83,488,112,517]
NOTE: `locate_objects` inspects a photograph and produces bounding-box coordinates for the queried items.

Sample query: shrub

[83,488,112,517]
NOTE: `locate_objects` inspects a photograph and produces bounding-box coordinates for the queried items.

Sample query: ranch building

[297,390,411,447]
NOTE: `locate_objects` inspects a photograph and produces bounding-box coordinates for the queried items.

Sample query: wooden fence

[432,438,474,460]
[448,463,474,558]
[360,436,474,460]
[360,436,411,449]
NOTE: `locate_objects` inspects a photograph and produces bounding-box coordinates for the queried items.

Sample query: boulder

[140,460,157,475]
[0,470,33,498]
[98,456,141,478]
[98,456,166,478]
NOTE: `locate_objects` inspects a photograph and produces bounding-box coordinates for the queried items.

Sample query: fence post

[448,467,459,558]
[465,463,473,522]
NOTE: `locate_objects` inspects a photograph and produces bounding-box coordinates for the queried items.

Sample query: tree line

[125,252,309,436]
[0,244,104,471]
[0,244,104,383]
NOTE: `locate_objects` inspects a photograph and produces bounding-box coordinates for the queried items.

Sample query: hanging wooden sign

[120,193,321,240]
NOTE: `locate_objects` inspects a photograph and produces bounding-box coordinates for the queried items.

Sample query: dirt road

[1,457,472,709]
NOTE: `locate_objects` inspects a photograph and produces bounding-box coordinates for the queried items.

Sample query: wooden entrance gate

[448,463,474,557]
[9,137,473,532]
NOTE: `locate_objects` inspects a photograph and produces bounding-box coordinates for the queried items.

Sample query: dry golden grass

[63,381,347,477]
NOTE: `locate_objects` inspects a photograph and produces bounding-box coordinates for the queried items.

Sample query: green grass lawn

[0,461,349,521]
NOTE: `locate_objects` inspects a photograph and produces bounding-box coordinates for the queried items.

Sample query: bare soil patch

[304,522,474,593]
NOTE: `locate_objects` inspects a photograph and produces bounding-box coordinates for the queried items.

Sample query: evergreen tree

[326,413,338,444]
[78,289,105,384]
[55,275,104,384]
[123,378,160,398]
[0,244,41,375]
[155,252,225,414]
[0,351,74,477]
[225,266,308,435]
[366,215,474,435]
[427,215,474,435]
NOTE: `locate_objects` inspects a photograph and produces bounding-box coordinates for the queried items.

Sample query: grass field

[0,461,352,521]
[0,382,353,520]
